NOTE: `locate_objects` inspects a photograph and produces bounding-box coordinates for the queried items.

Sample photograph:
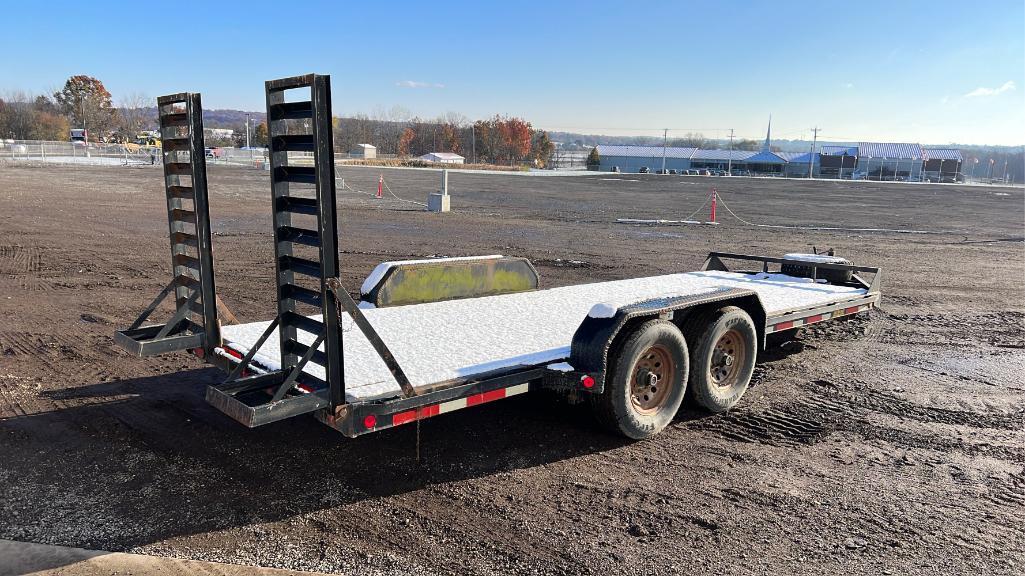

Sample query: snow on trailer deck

[219,270,867,403]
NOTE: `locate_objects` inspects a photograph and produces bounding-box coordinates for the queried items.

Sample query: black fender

[568,287,767,390]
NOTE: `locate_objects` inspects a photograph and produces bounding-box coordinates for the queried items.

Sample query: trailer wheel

[687,306,757,413]
[594,319,688,439]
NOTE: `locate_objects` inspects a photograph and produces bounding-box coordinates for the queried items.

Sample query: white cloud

[396,80,445,89]
[843,82,854,89]
[964,81,1016,98]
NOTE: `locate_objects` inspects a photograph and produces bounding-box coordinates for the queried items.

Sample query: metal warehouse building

[595,145,822,176]
[596,141,961,181]
[593,145,697,173]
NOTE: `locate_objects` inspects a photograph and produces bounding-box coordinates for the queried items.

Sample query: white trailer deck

[219,269,868,403]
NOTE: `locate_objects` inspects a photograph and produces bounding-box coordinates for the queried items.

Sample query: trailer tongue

[115,73,882,440]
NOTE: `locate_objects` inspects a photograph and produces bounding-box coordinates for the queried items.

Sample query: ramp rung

[273,134,315,152]
[171,232,198,247]
[267,74,315,91]
[160,113,189,127]
[176,275,200,289]
[279,255,321,278]
[179,297,205,316]
[165,162,192,176]
[281,283,322,307]
[282,311,324,337]
[279,226,320,247]
[274,166,316,184]
[171,208,196,222]
[269,101,313,121]
[173,253,200,270]
[162,139,190,152]
[167,185,193,198]
[284,338,328,368]
[276,196,318,215]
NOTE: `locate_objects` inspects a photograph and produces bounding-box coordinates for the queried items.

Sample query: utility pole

[661,128,668,174]
[808,126,820,179]
[471,123,476,164]
[245,113,251,148]
[727,128,735,175]
[1002,158,1008,183]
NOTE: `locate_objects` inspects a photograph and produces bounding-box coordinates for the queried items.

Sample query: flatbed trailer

[115,74,882,440]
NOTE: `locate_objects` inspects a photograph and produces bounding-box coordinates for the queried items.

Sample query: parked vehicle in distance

[639,166,650,173]
[70,128,88,145]
[611,166,620,173]
[700,169,712,176]
[668,169,677,175]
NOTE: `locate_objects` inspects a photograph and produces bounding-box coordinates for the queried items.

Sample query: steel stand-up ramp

[115,93,220,357]
[205,74,345,425]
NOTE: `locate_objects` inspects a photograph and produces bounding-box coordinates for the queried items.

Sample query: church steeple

[762,115,772,152]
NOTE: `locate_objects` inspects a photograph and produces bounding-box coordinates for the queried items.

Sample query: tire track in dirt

[0,245,42,274]
[685,404,829,446]
[688,376,1023,454]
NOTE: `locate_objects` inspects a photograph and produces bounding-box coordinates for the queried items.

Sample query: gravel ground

[0,163,1022,575]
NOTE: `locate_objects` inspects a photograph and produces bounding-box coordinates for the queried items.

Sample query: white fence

[0,139,164,166]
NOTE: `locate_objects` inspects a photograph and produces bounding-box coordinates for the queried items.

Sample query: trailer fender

[569,287,767,391]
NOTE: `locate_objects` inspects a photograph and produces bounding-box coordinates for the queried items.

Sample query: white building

[208,128,234,139]
[351,143,377,159]
[419,152,465,164]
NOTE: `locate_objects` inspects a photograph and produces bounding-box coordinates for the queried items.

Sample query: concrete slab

[0,539,333,576]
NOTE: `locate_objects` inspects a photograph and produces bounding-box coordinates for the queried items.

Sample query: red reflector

[392,410,417,426]
[191,347,205,359]
[223,347,243,360]
[581,375,595,389]
[363,414,377,429]
[481,388,506,403]
[774,321,794,331]
[844,306,860,315]
[805,314,824,324]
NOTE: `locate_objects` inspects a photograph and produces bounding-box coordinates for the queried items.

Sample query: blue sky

[2,0,1023,145]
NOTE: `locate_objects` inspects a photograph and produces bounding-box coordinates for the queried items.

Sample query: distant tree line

[334,114,553,167]
[0,75,153,143]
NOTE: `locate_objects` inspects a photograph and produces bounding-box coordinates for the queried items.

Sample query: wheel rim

[630,344,675,414]
[711,329,747,388]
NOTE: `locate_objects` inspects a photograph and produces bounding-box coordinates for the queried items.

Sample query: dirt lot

[0,163,1022,575]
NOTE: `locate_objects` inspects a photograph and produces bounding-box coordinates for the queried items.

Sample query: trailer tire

[594,319,688,439]
[687,306,757,413]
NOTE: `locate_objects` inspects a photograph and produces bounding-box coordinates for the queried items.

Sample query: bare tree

[0,91,37,139]
[115,92,150,143]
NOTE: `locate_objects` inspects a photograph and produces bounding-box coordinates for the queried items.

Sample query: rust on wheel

[711,329,747,388]
[630,344,676,414]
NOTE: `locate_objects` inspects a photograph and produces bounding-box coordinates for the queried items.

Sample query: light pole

[727,128,734,175]
[245,113,252,161]
[661,128,668,174]
[808,126,820,178]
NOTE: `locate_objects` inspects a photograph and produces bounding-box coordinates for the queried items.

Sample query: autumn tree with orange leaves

[53,75,115,135]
